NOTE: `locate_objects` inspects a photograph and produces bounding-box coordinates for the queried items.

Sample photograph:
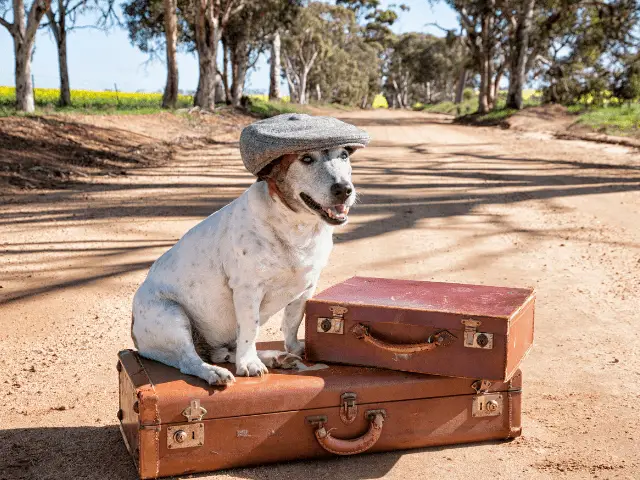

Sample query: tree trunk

[455,69,467,104]
[57,26,71,106]
[47,0,71,107]
[221,40,230,104]
[162,0,179,108]
[14,41,35,112]
[299,69,308,105]
[315,84,321,102]
[269,31,281,100]
[282,56,298,102]
[193,0,220,110]
[492,65,504,107]
[230,44,247,107]
[360,93,368,109]
[478,56,490,114]
[506,0,535,109]
[7,0,51,112]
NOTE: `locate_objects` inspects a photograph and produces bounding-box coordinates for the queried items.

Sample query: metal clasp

[317,306,347,334]
[462,319,493,349]
[182,399,207,422]
[471,379,502,417]
[340,392,358,424]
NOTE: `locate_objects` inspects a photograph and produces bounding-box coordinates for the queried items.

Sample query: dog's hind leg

[257,350,302,369]
[133,296,235,386]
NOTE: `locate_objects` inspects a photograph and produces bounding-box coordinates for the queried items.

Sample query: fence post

[114,83,120,108]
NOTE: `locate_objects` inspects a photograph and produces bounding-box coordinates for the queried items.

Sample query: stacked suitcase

[117,276,535,479]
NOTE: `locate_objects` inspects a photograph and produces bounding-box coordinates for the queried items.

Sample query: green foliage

[462,88,474,101]
[244,97,303,118]
[384,32,467,107]
[614,56,640,103]
[576,104,640,135]
[122,0,194,55]
[540,0,640,106]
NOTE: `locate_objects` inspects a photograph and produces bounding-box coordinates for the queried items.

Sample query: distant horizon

[0,0,459,95]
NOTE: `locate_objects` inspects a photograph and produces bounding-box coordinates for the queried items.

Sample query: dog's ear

[256,158,280,182]
[257,154,297,182]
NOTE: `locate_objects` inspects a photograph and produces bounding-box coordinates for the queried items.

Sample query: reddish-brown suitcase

[117,343,522,479]
[305,277,535,381]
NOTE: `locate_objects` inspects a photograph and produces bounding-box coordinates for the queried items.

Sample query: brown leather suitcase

[117,343,522,479]
[305,277,535,381]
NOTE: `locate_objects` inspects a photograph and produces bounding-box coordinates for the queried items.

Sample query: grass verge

[244,97,304,118]
[572,104,640,136]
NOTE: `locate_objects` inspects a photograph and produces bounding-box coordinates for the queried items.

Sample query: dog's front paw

[202,364,235,386]
[285,340,305,358]
[236,356,268,377]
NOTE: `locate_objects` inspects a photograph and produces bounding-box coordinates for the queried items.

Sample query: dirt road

[1,109,639,479]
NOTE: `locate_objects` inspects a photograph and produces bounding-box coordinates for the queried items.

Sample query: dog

[131,147,356,385]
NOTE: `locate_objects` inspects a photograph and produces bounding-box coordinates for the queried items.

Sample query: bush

[463,88,475,101]
[372,94,388,109]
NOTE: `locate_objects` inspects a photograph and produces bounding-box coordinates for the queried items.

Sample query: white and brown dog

[131,147,357,385]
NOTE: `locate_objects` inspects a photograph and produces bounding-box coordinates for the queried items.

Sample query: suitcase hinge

[182,399,207,422]
[340,392,358,424]
[317,306,348,335]
[471,379,502,417]
[462,319,494,349]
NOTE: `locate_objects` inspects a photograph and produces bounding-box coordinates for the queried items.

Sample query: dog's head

[257,147,356,226]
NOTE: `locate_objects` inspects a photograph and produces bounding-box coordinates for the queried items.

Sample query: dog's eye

[340,151,349,160]
[301,155,314,164]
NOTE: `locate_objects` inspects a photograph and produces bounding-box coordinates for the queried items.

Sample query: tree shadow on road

[0,424,512,480]
[2,114,639,307]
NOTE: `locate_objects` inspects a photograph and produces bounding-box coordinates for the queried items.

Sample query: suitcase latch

[340,392,358,424]
[462,319,493,349]
[182,399,207,422]
[472,393,503,417]
[471,379,502,417]
[167,423,204,449]
[317,306,347,334]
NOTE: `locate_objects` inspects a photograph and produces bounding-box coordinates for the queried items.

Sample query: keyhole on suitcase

[167,423,205,449]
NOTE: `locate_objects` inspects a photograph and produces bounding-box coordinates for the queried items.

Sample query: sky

[0,0,460,94]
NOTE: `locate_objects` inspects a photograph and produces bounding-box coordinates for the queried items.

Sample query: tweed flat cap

[239,113,370,175]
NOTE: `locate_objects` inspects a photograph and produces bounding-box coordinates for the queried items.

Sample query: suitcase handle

[313,411,385,455]
[351,323,454,354]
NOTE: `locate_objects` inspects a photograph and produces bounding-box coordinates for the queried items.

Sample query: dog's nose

[330,182,353,202]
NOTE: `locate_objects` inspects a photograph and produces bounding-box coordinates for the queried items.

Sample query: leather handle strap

[351,323,455,354]
[314,413,385,455]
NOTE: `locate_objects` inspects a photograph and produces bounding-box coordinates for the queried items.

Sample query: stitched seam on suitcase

[306,297,515,319]
[149,393,514,427]
[134,352,161,478]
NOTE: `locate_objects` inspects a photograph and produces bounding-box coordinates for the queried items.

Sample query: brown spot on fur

[258,154,298,212]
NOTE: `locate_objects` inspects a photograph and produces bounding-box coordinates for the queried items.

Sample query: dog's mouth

[300,192,350,225]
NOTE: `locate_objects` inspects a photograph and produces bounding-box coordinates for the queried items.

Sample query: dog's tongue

[335,204,348,214]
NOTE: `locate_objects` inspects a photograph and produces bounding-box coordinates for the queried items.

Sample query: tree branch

[26,0,52,44]
[46,9,60,43]
[0,16,14,33]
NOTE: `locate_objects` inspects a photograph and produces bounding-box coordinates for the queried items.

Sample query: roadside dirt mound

[0,116,173,192]
[0,109,254,194]
[505,104,576,133]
